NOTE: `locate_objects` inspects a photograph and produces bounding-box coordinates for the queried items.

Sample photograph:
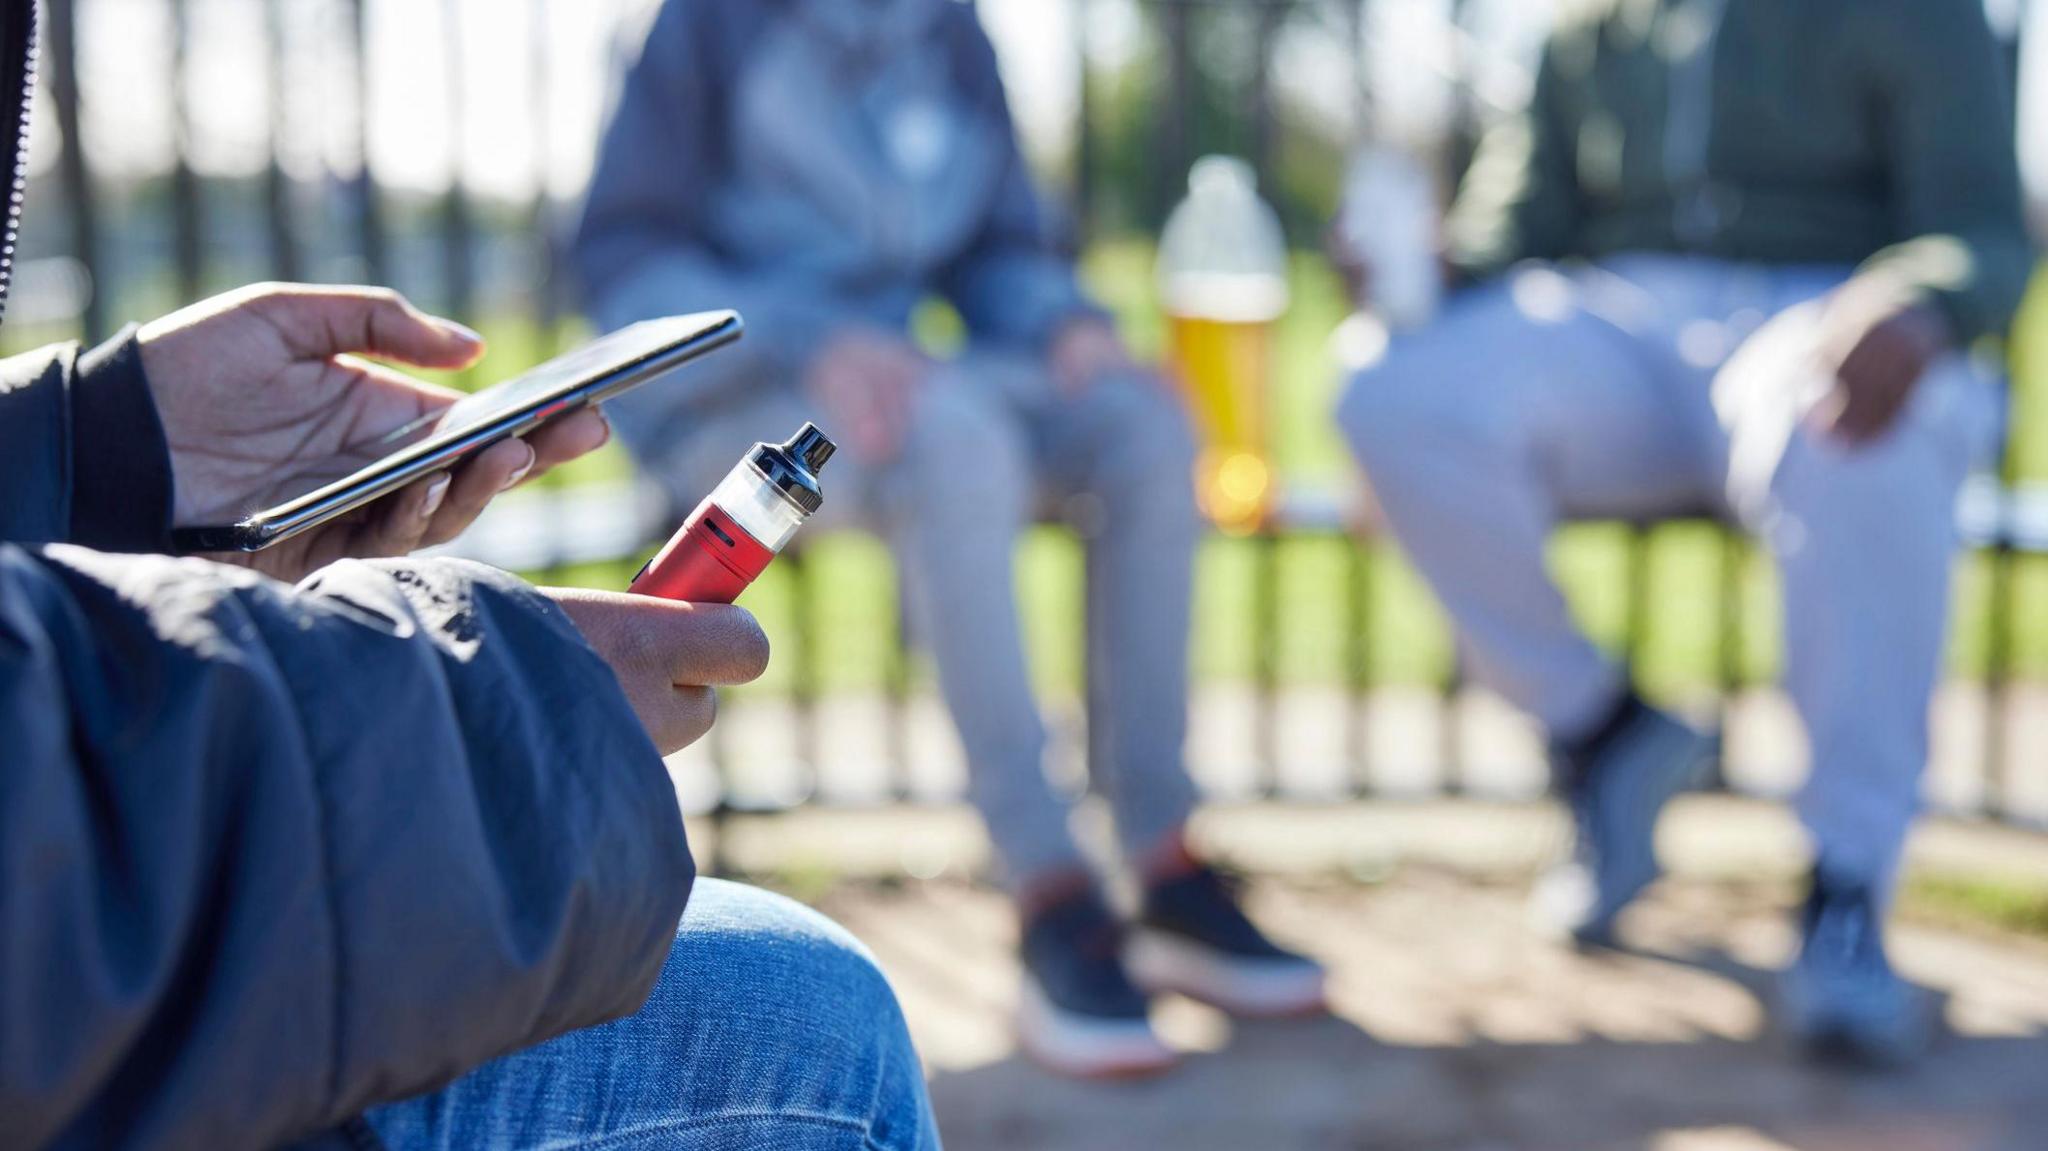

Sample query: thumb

[244,283,486,369]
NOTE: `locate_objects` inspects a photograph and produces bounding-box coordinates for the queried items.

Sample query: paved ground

[739,802,2048,1151]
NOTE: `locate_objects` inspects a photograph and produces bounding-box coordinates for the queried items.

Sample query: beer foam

[1161,272,1291,323]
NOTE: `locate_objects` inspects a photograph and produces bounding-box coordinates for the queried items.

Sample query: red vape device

[630,423,836,604]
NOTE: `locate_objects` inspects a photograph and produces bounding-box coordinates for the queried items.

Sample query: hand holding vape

[629,423,837,604]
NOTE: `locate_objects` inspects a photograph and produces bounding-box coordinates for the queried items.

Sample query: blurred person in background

[0,3,938,1147]
[1337,0,2030,1065]
[575,0,1326,1078]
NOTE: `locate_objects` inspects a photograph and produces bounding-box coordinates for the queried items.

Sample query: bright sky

[29,0,1558,202]
[45,0,2026,208]
[32,0,1116,200]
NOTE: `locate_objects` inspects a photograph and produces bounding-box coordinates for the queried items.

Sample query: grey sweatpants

[613,354,1203,888]
[1339,255,2002,894]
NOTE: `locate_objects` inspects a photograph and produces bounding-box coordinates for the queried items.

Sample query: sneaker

[1016,886,1178,1079]
[1127,865,1327,1018]
[1780,870,1929,1067]
[1530,697,1713,946]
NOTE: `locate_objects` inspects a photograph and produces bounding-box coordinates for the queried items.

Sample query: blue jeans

[365,880,941,1150]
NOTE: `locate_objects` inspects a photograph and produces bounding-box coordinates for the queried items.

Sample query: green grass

[1903,873,2048,941]
[15,244,2048,697]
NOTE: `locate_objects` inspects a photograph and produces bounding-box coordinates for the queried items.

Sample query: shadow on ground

[818,871,2048,1151]
[925,990,2048,1151]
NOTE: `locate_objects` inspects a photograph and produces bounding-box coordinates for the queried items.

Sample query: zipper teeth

[0,5,37,326]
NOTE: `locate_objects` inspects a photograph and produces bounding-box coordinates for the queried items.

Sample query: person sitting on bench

[1335,0,2029,1064]
[574,0,1327,1079]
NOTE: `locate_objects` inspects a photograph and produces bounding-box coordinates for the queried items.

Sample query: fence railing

[439,469,2048,847]
[16,0,2048,847]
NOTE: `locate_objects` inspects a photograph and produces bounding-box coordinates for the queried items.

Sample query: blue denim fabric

[365,880,941,1151]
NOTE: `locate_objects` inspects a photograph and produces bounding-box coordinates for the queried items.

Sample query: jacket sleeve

[0,332,174,553]
[1859,0,2034,346]
[934,15,1104,353]
[571,0,836,385]
[0,549,694,1150]
[1444,33,1586,281]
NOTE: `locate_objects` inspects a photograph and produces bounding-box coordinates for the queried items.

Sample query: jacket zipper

[0,0,38,326]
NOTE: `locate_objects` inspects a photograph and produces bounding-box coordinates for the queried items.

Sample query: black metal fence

[15,0,2048,836]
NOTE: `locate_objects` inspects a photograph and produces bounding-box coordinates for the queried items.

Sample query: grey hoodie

[0,6,696,1148]
[573,0,1097,413]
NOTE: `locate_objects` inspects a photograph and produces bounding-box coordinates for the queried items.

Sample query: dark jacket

[573,0,1097,397]
[1447,0,2034,344]
[1,7,695,1148]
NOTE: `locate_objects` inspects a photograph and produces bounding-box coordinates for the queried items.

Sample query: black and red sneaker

[1016,885,1178,1079]
[1127,865,1327,1019]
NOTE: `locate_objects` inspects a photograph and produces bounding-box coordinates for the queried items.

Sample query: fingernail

[435,317,484,345]
[420,473,452,519]
[593,405,613,445]
[501,443,537,491]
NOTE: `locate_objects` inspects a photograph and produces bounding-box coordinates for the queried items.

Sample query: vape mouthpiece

[786,422,837,475]
[748,423,838,516]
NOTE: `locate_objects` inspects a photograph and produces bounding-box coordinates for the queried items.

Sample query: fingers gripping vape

[630,424,837,604]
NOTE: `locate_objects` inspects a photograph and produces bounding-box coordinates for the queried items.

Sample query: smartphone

[170,311,742,554]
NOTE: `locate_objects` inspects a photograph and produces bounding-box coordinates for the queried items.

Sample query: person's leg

[1340,263,1730,942]
[1717,300,2002,1062]
[988,359,1327,1018]
[366,880,940,1151]
[863,367,1178,1076]
[1337,267,1721,738]
[628,382,1089,890]
[1728,312,2001,900]
[1005,366,1202,864]
[631,378,1164,1076]
[869,379,1091,887]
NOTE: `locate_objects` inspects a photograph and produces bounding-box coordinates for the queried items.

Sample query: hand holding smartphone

[171,312,743,554]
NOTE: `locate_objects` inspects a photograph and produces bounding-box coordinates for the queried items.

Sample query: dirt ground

[787,806,2048,1151]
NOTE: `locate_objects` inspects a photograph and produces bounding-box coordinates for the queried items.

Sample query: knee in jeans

[1337,339,1499,473]
[1339,359,1426,461]
[1093,373,1198,483]
[897,384,1031,515]
[672,881,910,1064]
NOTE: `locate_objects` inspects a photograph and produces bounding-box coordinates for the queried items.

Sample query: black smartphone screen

[170,311,742,553]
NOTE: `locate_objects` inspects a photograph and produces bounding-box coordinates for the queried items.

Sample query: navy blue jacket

[0,6,695,1147]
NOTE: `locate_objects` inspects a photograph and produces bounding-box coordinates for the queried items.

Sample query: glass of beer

[1158,157,1291,535]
